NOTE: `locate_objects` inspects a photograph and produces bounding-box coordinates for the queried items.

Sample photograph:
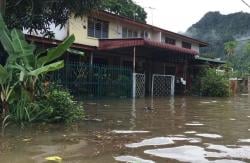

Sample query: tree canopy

[100,0,147,23]
[2,0,100,36]
[0,0,147,37]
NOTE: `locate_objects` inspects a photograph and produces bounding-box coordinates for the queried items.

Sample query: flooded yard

[1,95,250,163]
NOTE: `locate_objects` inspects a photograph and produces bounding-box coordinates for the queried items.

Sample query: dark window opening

[182,41,192,49]
[88,18,109,39]
[165,37,176,45]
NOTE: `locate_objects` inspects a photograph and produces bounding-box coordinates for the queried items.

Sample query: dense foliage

[226,41,250,77]
[0,14,84,124]
[100,0,147,23]
[192,68,230,97]
[186,12,250,58]
[7,85,84,124]
[1,0,147,37]
[1,0,100,37]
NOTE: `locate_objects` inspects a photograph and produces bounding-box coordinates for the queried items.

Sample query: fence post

[248,76,250,93]
[132,73,136,98]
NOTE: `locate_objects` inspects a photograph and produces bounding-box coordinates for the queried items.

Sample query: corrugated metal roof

[195,56,226,64]
[99,38,199,56]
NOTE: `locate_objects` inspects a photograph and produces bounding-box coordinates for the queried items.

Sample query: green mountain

[186,11,250,58]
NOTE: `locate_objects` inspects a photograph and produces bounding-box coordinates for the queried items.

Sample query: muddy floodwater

[1,95,250,163]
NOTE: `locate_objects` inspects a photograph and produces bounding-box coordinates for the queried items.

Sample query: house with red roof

[26,11,223,98]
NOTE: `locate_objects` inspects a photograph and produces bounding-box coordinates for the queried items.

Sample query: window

[182,41,192,49]
[128,29,133,38]
[122,27,128,38]
[122,27,139,38]
[140,31,149,39]
[133,31,138,38]
[165,37,176,45]
[88,18,109,39]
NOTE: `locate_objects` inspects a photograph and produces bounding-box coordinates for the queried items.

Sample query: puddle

[112,130,150,134]
[126,136,202,148]
[201,101,212,104]
[185,123,204,126]
[145,145,248,163]
[184,131,197,134]
[238,139,250,143]
[195,133,222,139]
[189,138,202,143]
[125,137,174,148]
[144,145,209,162]
[213,160,245,163]
[114,155,155,163]
[206,144,250,160]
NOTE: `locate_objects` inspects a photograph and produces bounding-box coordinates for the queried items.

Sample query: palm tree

[224,41,237,56]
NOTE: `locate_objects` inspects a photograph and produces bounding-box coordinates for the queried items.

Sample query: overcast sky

[135,0,250,33]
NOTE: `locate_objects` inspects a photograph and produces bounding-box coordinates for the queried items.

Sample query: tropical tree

[224,41,237,56]
[0,13,76,117]
[100,0,147,23]
[0,0,100,37]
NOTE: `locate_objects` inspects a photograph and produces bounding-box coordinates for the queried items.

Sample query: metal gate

[133,73,145,98]
[50,62,133,98]
[151,74,175,96]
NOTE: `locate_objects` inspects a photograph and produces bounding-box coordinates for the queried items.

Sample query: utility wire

[241,0,250,8]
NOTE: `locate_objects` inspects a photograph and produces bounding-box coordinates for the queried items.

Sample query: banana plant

[0,12,77,117]
[15,34,75,99]
[0,65,16,117]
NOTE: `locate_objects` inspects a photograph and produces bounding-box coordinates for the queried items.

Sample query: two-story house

[26,11,219,98]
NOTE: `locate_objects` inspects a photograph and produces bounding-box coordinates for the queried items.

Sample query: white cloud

[135,0,250,32]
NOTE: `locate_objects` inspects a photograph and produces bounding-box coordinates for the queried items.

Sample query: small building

[26,11,221,98]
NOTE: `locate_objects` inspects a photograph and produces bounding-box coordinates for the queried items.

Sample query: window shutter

[102,22,109,38]
[88,18,95,37]
[95,21,102,38]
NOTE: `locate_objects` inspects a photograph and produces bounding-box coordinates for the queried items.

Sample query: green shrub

[41,87,84,123]
[192,68,230,97]
[8,86,84,124]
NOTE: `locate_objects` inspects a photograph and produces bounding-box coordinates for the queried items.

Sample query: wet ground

[1,95,250,163]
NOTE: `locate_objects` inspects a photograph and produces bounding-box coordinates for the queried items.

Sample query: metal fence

[50,62,133,98]
[151,74,175,97]
[132,73,146,98]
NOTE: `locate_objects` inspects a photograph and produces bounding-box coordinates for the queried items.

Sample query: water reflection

[0,96,250,162]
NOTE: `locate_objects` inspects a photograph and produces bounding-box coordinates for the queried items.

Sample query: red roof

[26,35,97,51]
[99,38,199,56]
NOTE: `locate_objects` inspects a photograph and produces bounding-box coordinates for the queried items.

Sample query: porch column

[184,58,188,91]
[133,46,136,73]
[132,47,136,98]
[90,52,93,66]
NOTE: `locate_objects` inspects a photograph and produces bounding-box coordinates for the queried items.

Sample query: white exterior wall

[191,43,200,53]
[175,39,182,47]
[151,31,161,42]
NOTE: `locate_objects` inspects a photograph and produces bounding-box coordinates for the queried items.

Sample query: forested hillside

[186,11,250,58]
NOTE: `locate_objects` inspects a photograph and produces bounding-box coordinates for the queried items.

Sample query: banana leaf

[0,13,15,56]
[0,65,8,84]
[37,35,75,66]
[28,60,64,76]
